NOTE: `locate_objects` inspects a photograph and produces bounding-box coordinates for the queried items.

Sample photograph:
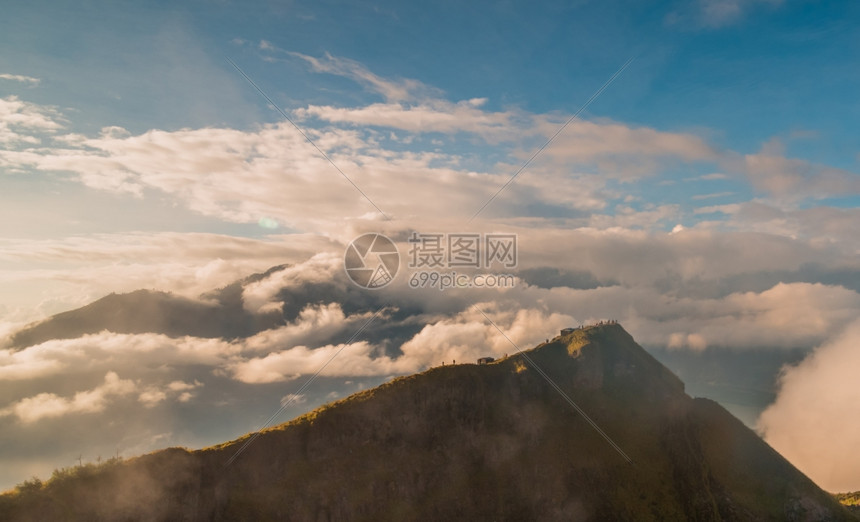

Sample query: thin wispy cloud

[666,0,786,28]
[0,73,40,86]
[283,47,439,103]
[692,191,734,200]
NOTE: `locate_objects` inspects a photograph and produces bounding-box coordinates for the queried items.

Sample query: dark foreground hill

[0,324,854,521]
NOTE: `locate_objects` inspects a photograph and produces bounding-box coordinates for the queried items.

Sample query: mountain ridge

[7,265,292,348]
[1,324,855,521]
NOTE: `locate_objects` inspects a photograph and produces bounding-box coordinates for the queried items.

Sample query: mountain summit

[1,324,853,521]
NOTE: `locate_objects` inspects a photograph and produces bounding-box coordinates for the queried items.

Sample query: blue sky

[2,0,860,493]
[2,0,858,243]
[3,0,858,140]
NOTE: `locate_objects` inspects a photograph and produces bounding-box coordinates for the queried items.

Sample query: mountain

[1,324,854,521]
[7,265,292,347]
[7,264,417,350]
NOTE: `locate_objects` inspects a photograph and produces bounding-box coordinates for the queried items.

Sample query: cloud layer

[2,49,859,493]
[758,319,860,493]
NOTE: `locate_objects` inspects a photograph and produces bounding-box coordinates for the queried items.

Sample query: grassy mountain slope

[1,324,854,521]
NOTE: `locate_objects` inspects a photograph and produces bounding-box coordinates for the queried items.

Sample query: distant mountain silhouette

[8,264,421,351]
[9,265,290,347]
[1,324,853,521]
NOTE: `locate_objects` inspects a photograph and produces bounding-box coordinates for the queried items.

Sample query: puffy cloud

[1,372,136,423]
[0,238,858,493]
[512,226,856,288]
[396,305,575,367]
[0,331,239,382]
[0,302,379,382]
[560,282,860,351]
[757,319,860,492]
[242,303,368,352]
[0,232,335,325]
[5,223,859,357]
[280,393,307,406]
[231,341,390,383]
[0,346,64,380]
[241,254,345,314]
[0,120,513,226]
[0,96,63,145]
[2,49,859,494]
[230,304,575,383]
[2,61,852,237]
[137,389,167,407]
[139,380,203,408]
[667,332,708,351]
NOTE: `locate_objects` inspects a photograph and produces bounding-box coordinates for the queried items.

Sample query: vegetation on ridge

[1,324,855,521]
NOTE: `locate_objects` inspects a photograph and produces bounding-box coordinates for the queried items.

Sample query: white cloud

[229,304,575,383]
[709,201,860,246]
[692,191,734,200]
[397,305,575,366]
[0,231,336,325]
[667,332,708,351]
[758,318,860,492]
[0,74,40,86]
[1,372,136,423]
[231,341,382,383]
[0,345,64,380]
[742,138,860,200]
[286,50,436,103]
[694,203,741,215]
[296,100,524,141]
[618,282,860,350]
[241,254,344,314]
[137,389,167,407]
[0,331,241,382]
[279,393,307,407]
[139,379,203,408]
[243,303,367,352]
[2,68,851,238]
[534,118,718,178]
[0,96,63,145]
[0,302,373,382]
[0,120,512,226]
[7,224,856,362]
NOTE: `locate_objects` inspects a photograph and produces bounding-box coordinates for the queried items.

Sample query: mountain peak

[522,322,686,397]
[1,326,853,521]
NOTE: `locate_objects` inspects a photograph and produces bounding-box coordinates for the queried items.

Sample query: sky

[1,0,860,493]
